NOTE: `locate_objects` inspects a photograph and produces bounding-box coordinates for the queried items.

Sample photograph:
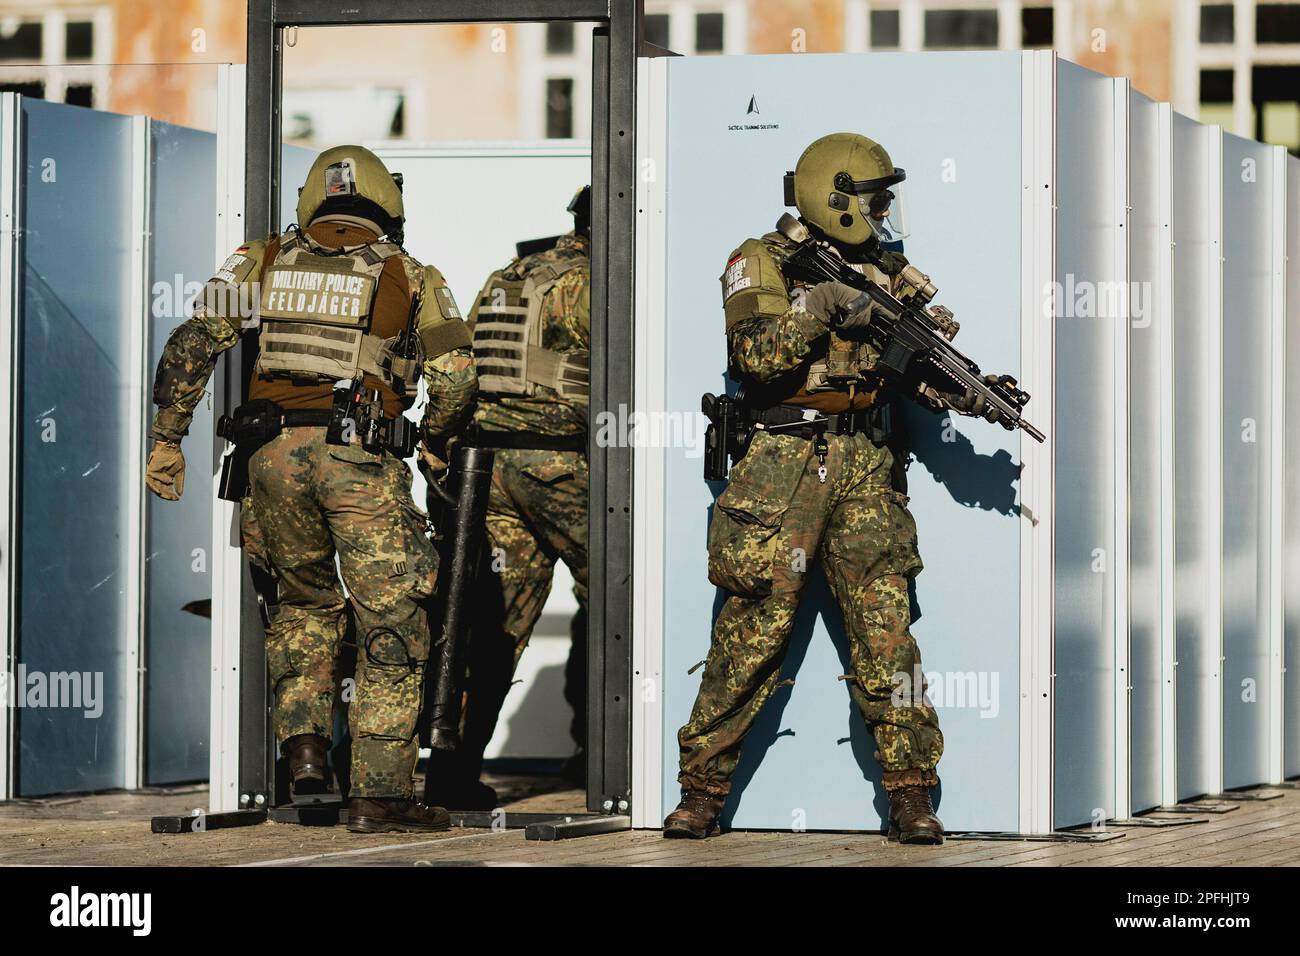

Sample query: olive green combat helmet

[784,132,908,247]
[296,144,405,237]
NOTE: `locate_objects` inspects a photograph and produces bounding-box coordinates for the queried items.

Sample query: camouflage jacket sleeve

[721,239,826,384]
[150,240,269,443]
[414,264,477,445]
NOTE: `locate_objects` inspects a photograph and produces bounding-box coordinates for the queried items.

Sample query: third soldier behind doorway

[425,187,592,810]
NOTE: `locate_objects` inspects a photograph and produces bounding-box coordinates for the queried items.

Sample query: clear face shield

[860,180,908,243]
[833,166,909,244]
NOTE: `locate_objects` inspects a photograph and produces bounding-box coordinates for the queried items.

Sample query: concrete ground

[2,775,1298,867]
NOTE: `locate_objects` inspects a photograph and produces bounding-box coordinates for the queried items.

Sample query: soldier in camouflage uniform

[424,188,591,810]
[145,145,477,833]
[664,134,1005,843]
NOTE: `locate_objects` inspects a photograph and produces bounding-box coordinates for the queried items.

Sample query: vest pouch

[219,399,285,449]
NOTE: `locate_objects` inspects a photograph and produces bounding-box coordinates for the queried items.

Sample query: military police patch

[213,253,251,286]
[722,254,755,301]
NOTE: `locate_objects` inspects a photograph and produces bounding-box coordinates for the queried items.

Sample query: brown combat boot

[888,785,945,845]
[283,733,329,798]
[663,791,724,839]
[346,797,452,834]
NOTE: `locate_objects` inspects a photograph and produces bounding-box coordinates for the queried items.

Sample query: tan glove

[804,281,873,334]
[418,445,448,483]
[146,439,186,500]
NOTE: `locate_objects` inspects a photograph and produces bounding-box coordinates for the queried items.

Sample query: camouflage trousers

[678,429,943,798]
[457,448,588,776]
[246,427,438,798]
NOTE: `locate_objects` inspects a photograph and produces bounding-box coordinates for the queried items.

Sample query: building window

[0,21,42,60]
[924,9,999,49]
[0,12,104,108]
[65,84,94,108]
[1022,6,1053,48]
[1254,65,1300,154]
[546,77,574,138]
[696,12,724,53]
[644,13,670,49]
[1198,67,1236,129]
[1199,3,1234,43]
[65,21,94,60]
[388,94,405,137]
[1199,68,1234,104]
[0,81,43,98]
[871,9,901,49]
[1257,3,1300,44]
[545,21,575,55]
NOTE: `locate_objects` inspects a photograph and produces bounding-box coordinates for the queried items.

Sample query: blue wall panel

[144,121,216,784]
[16,98,134,795]
[658,52,1024,832]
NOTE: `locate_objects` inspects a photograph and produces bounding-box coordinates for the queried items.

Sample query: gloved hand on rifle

[950,374,1012,426]
[418,442,457,520]
[418,445,449,484]
[804,281,874,336]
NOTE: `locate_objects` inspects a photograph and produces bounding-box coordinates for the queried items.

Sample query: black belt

[220,403,414,456]
[279,409,334,428]
[469,428,586,452]
[745,403,890,439]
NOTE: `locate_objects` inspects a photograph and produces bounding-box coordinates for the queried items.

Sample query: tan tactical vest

[254,231,424,399]
[472,256,589,400]
[798,260,890,395]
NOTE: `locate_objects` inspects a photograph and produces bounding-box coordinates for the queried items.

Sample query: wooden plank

[1,785,1298,866]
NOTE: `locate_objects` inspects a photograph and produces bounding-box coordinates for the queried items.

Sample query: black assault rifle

[775,214,1046,444]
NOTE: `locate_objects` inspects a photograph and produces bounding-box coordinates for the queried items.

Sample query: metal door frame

[239,0,639,816]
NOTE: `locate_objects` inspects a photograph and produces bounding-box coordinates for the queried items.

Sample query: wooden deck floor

[2,776,1297,867]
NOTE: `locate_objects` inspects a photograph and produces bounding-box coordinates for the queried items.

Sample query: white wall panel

[1052,60,1123,828]
[1220,133,1277,791]
[1286,155,1300,781]
[1172,116,1224,801]
[1126,91,1175,813]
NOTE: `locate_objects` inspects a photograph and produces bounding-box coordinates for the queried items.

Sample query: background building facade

[0,1,1296,152]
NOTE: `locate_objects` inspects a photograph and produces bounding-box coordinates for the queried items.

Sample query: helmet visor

[860,180,909,243]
